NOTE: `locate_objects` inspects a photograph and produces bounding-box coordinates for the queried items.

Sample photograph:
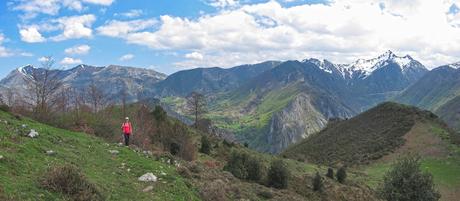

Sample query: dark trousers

[124,133,130,146]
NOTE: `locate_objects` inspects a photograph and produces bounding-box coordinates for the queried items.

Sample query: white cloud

[185,52,204,60]
[117,9,144,18]
[19,26,46,43]
[205,0,239,8]
[18,14,96,42]
[97,19,157,37]
[119,54,134,61]
[81,0,115,6]
[38,56,51,62]
[60,57,83,65]
[51,14,96,41]
[65,44,91,55]
[11,0,114,19]
[97,0,460,69]
[0,33,13,57]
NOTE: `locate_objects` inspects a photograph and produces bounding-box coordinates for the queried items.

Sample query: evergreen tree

[313,172,323,191]
[199,135,211,155]
[336,166,347,183]
[268,160,289,189]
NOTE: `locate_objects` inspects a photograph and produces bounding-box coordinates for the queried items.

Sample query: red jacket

[122,122,132,134]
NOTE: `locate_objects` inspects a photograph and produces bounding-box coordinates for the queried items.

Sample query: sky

[0,0,460,78]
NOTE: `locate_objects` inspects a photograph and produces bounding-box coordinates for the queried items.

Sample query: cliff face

[264,93,353,153]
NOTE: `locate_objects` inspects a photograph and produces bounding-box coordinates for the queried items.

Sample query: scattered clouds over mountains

[3,0,460,70]
[96,0,460,68]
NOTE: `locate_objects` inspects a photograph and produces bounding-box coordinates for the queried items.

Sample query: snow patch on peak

[302,58,333,74]
[393,56,412,68]
[17,64,35,75]
[448,62,460,69]
[342,51,419,78]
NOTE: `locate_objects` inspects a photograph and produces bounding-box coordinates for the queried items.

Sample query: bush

[268,160,289,189]
[40,164,102,201]
[336,166,347,183]
[224,151,264,182]
[247,158,264,182]
[326,167,334,179]
[199,179,228,201]
[199,135,211,155]
[313,172,323,191]
[177,166,192,179]
[378,156,440,201]
[170,142,180,156]
[223,139,234,147]
[0,104,10,112]
[152,106,167,122]
[257,190,274,199]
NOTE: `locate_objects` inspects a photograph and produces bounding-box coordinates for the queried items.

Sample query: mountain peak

[17,64,35,76]
[378,50,396,59]
[448,62,460,69]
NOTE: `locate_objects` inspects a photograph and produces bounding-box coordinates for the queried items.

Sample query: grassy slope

[281,102,460,200]
[160,82,303,146]
[282,102,425,165]
[0,110,199,201]
[436,95,460,133]
[359,136,460,201]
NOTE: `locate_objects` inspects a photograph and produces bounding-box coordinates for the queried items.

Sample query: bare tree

[69,87,86,125]
[87,81,106,113]
[120,87,128,117]
[24,56,63,121]
[186,91,207,128]
[55,87,72,114]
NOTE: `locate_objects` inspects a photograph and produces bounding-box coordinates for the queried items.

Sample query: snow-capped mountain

[0,64,167,103]
[448,62,460,69]
[303,50,427,80]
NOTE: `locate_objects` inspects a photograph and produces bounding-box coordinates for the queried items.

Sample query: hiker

[121,117,132,146]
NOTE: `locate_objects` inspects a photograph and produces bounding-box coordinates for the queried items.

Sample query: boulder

[109,150,119,155]
[46,150,56,156]
[138,173,157,182]
[28,129,39,138]
[142,185,154,192]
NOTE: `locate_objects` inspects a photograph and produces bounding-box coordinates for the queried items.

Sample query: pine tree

[336,166,347,183]
[326,167,334,179]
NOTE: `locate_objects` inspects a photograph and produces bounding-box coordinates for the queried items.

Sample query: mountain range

[2,50,460,153]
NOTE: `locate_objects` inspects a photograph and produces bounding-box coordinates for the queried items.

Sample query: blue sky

[1,0,460,79]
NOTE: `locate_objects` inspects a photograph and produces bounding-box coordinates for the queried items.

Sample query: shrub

[268,160,289,189]
[0,104,10,112]
[313,172,323,191]
[152,106,167,122]
[224,151,264,182]
[257,190,274,199]
[199,135,211,155]
[199,179,228,201]
[224,151,249,179]
[336,166,347,183]
[378,156,440,201]
[177,166,192,179]
[326,167,334,179]
[40,164,102,201]
[170,142,180,156]
[223,139,234,147]
[247,158,264,182]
